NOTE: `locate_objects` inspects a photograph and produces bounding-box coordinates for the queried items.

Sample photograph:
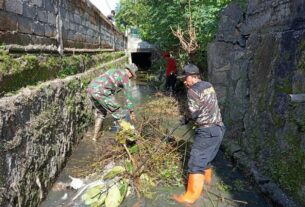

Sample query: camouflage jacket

[87,69,134,110]
[187,80,223,127]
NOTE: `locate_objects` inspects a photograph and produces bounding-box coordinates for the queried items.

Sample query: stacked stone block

[0,0,126,51]
[208,0,305,206]
[0,56,127,206]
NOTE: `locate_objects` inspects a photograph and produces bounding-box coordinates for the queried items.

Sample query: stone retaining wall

[0,56,127,207]
[0,0,126,53]
[208,1,305,206]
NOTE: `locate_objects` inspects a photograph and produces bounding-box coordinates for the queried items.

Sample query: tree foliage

[116,0,246,70]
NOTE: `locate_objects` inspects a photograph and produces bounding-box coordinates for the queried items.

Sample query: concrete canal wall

[0,0,126,53]
[0,56,127,207]
[208,0,305,206]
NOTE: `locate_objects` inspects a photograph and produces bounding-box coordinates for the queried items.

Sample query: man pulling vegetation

[172,64,225,204]
[87,63,138,141]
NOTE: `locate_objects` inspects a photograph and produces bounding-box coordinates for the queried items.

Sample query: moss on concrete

[0,49,21,74]
[0,53,128,206]
[240,92,304,204]
[297,43,305,71]
[242,127,262,160]
[0,149,4,206]
[264,131,305,205]
[275,78,292,94]
[0,50,125,96]
[260,101,305,206]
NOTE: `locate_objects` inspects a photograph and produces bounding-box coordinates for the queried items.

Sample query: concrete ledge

[5,44,115,54]
[289,94,305,103]
[222,139,299,207]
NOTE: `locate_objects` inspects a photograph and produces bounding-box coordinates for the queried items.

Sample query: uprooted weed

[72,93,187,197]
[69,93,249,207]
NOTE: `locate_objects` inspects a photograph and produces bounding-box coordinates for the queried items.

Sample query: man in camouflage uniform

[87,63,138,141]
[172,64,225,204]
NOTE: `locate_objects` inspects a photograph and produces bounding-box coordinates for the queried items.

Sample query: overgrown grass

[70,94,186,197]
[0,49,125,96]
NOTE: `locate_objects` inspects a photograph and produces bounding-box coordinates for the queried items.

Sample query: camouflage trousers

[89,93,128,120]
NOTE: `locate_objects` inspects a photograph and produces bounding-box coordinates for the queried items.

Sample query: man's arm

[122,80,136,122]
[187,89,201,120]
[121,77,134,111]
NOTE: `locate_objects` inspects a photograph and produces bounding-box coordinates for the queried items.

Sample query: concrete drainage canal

[39,75,272,207]
[0,58,273,207]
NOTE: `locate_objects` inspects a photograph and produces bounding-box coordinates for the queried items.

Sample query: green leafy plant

[116,0,246,69]
[216,180,232,192]
[22,55,39,71]
[0,48,20,74]
[81,179,128,207]
[233,179,246,191]
[59,56,80,77]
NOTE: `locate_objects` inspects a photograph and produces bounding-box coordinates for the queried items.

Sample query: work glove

[111,113,131,132]
[111,120,120,132]
[179,115,189,125]
[130,111,137,123]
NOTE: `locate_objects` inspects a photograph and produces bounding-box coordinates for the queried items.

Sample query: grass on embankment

[0,49,125,97]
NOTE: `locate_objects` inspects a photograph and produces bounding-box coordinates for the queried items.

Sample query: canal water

[40,72,272,207]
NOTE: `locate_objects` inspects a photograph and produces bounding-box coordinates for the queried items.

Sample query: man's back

[88,69,130,96]
[165,57,177,77]
[187,80,222,127]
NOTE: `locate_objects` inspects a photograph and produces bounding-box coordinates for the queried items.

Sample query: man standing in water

[163,51,177,93]
[172,64,225,204]
[87,63,138,141]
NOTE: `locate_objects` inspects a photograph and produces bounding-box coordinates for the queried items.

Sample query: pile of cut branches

[69,93,249,207]
[71,94,188,207]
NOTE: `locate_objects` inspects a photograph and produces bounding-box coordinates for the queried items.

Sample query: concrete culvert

[131,52,152,70]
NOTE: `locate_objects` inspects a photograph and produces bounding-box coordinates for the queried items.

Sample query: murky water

[40,72,271,207]
[119,151,271,207]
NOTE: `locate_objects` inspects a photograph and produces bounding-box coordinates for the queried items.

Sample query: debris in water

[51,182,69,191]
[61,193,68,200]
[103,166,126,180]
[69,176,85,190]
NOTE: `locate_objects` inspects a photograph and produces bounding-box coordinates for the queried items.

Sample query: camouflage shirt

[187,81,223,127]
[87,69,134,110]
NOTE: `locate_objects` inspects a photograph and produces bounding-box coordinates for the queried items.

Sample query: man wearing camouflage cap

[172,64,225,204]
[87,63,138,141]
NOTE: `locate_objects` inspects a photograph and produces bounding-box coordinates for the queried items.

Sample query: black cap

[177,64,200,78]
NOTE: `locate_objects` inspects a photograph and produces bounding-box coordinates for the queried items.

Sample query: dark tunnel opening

[131,52,151,70]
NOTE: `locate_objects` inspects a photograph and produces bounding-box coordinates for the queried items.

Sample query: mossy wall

[208,0,305,205]
[0,55,127,206]
[0,50,125,96]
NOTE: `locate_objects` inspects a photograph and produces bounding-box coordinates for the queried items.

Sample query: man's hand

[180,115,189,125]
[130,111,137,123]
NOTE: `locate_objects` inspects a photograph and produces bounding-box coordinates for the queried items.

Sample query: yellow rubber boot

[204,168,212,185]
[172,173,204,204]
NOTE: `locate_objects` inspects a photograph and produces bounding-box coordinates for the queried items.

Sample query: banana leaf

[105,184,121,207]
[81,184,106,206]
[119,180,129,202]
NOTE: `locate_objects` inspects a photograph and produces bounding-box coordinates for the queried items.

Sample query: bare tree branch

[170,0,199,54]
